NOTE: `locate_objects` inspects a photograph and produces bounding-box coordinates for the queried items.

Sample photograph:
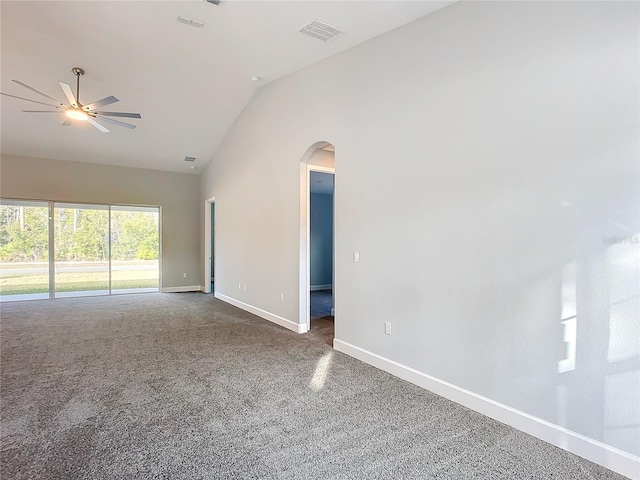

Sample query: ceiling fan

[1,67,141,133]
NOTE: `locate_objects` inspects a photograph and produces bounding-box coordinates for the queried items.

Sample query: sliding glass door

[111,206,159,294]
[0,200,50,301]
[0,199,160,301]
[54,203,110,298]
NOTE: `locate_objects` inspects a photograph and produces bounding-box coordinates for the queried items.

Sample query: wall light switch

[183,273,187,278]
[354,251,360,263]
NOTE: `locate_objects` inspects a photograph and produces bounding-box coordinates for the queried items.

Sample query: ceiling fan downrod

[72,67,84,106]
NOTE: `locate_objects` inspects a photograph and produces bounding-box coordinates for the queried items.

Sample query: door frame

[204,196,215,294]
[300,163,335,332]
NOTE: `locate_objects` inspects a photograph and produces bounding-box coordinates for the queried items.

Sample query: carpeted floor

[310,289,332,319]
[0,293,624,479]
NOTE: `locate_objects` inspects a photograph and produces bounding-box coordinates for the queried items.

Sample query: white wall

[200,0,639,472]
[1,154,201,289]
[308,148,335,168]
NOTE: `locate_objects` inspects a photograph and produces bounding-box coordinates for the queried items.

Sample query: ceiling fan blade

[59,82,78,108]
[95,115,136,129]
[87,117,109,133]
[22,110,63,113]
[84,96,119,111]
[62,119,72,126]
[12,80,64,106]
[93,111,141,119]
[1,92,63,109]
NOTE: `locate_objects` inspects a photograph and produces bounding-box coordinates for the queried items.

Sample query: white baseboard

[333,339,640,480]
[215,292,305,333]
[310,284,332,291]
[161,285,202,293]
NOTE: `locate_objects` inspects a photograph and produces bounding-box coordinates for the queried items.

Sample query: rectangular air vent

[299,20,345,42]
[178,16,206,28]
[184,156,196,162]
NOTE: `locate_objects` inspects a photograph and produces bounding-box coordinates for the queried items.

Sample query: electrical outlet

[354,251,360,263]
[280,293,284,301]
[183,272,187,278]
[243,284,247,291]
[385,322,392,335]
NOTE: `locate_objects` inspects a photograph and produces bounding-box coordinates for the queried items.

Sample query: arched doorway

[299,142,335,337]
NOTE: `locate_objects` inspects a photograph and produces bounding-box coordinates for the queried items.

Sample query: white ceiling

[1,0,453,174]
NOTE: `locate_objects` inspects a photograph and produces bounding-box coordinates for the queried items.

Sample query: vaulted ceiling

[1,1,452,173]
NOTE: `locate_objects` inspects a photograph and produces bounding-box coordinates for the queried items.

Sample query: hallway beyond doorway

[310,289,332,319]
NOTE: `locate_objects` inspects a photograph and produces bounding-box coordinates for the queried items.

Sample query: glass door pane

[54,203,109,298]
[0,200,50,301]
[110,206,159,294]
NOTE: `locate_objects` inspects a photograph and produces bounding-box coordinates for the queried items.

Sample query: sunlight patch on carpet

[309,351,333,392]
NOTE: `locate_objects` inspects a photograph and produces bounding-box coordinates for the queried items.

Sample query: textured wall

[200,1,639,456]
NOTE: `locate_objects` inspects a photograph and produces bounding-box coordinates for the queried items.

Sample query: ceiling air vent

[178,16,206,28]
[299,20,345,42]
[184,156,196,162]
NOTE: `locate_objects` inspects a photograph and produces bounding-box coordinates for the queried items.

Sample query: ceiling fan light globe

[66,109,89,121]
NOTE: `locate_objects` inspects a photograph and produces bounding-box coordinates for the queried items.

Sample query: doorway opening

[310,171,334,317]
[204,197,215,294]
[299,142,335,342]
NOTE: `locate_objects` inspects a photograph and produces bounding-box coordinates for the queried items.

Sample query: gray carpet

[0,293,624,479]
